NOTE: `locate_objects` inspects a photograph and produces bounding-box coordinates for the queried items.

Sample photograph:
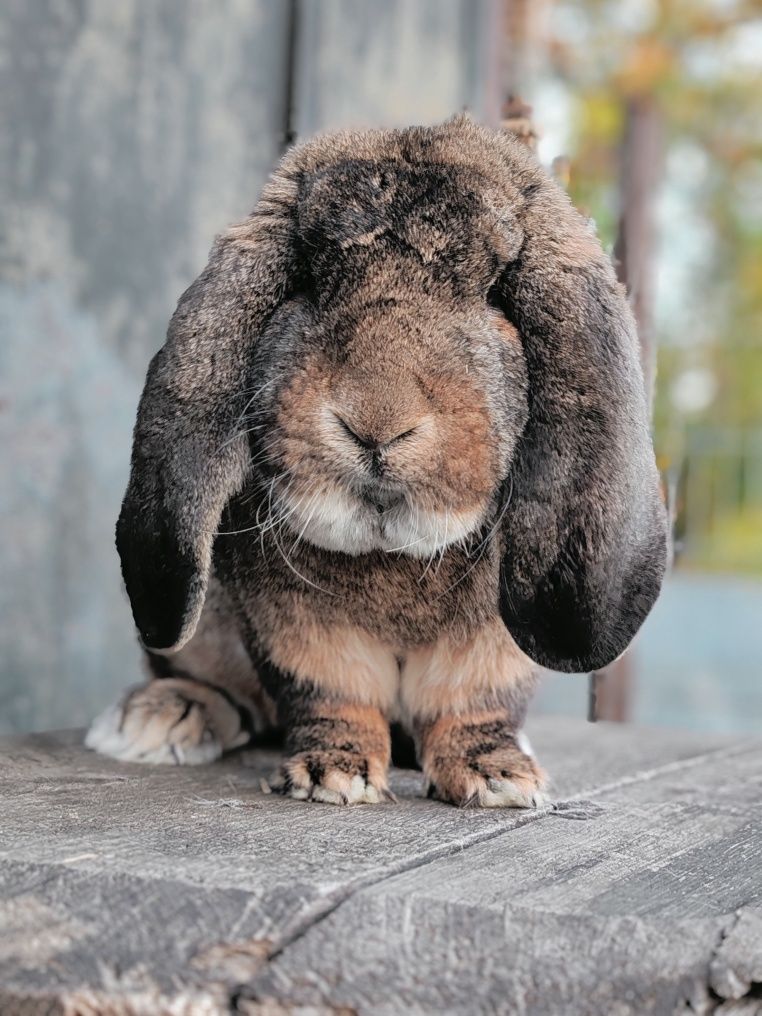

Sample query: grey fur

[117,115,667,686]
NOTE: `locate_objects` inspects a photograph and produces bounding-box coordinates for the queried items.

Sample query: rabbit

[86,115,668,807]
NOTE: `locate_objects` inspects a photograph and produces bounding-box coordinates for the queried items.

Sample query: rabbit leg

[401,618,548,808]
[262,624,399,805]
[86,577,275,764]
[269,694,393,805]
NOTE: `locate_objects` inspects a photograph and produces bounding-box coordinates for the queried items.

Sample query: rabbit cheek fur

[87,118,667,808]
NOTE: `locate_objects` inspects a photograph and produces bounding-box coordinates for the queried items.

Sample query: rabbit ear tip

[138,634,181,655]
[131,595,200,655]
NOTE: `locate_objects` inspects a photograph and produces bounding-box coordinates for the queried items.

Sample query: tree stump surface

[1,718,760,1015]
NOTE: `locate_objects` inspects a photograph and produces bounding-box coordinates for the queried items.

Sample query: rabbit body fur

[87,117,667,807]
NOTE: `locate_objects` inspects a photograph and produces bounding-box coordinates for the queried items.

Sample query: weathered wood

[0,0,503,743]
[592,91,665,724]
[0,719,759,1014]
[291,0,499,138]
[252,744,762,1014]
[0,0,290,736]
[0,0,502,741]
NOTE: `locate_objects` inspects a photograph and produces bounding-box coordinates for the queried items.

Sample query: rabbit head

[117,117,667,672]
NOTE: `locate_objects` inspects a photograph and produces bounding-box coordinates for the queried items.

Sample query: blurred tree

[504,0,762,719]
[543,0,762,574]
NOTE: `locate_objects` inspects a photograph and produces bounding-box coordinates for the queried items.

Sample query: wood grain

[0,718,759,1014]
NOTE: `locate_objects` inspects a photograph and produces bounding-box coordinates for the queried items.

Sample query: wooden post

[499,3,664,722]
[614,94,663,400]
[591,93,663,722]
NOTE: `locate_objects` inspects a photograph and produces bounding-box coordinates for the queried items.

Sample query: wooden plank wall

[0,0,500,733]
[292,0,501,136]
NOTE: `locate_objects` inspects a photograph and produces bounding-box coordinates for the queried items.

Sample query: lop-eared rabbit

[87,117,667,807]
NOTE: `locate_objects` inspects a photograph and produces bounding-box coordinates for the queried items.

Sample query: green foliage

[549,0,762,572]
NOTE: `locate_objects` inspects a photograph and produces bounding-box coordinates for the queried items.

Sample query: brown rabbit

[86,116,667,807]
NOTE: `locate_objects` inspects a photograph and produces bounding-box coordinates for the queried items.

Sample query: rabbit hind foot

[85,677,250,765]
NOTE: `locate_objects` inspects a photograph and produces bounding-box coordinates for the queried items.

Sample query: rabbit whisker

[255,477,293,556]
[288,485,324,554]
[210,379,280,459]
[272,521,336,596]
[434,478,514,600]
[212,472,293,537]
[388,534,427,554]
[260,476,302,537]
[433,509,450,577]
[418,525,440,584]
[269,478,320,546]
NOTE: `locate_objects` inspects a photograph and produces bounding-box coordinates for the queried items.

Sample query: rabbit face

[250,297,528,558]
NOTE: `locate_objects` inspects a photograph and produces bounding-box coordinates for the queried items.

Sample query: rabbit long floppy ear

[494,173,668,674]
[116,172,298,653]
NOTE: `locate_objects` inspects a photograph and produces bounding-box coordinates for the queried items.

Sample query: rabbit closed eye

[87,117,667,807]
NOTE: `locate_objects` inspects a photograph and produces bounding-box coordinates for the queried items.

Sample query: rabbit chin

[279,483,485,558]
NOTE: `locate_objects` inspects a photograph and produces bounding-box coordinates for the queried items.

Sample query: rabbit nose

[335,414,416,452]
[336,416,380,451]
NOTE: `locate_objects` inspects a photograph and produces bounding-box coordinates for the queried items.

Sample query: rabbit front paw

[270,749,394,805]
[85,678,250,765]
[421,717,549,808]
[270,700,392,805]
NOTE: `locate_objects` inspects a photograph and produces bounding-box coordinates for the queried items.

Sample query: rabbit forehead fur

[237,138,531,558]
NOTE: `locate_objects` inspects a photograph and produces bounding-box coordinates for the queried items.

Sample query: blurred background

[1,0,760,736]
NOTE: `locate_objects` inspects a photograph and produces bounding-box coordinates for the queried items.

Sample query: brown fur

[400,618,536,722]
[92,116,668,807]
[117,676,248,761]
[266,621,399,712]
[238,533,501,651]
[270,302,501,519]
[416,711,547,807]
[272,699,392,804]
[165,576,276,729]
